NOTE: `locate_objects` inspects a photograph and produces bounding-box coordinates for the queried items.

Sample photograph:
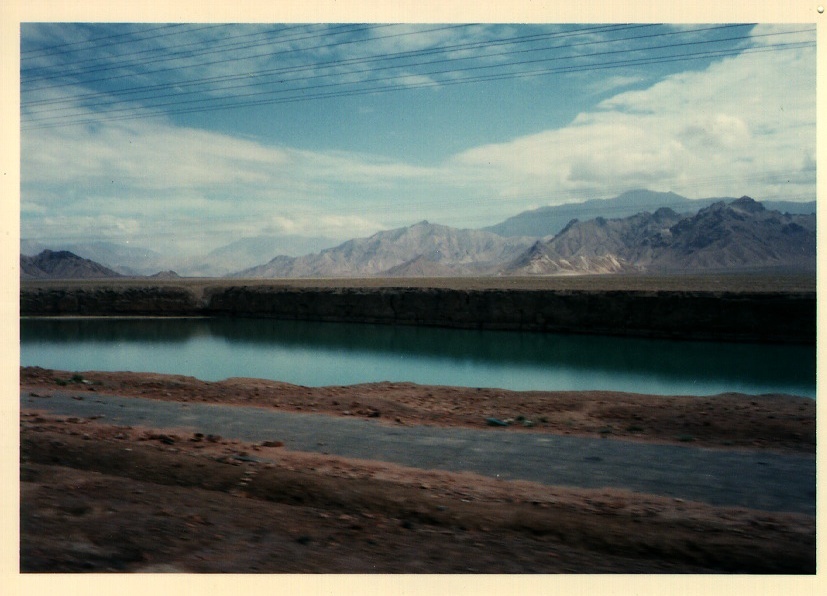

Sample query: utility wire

[21,23,315,74]
[22,24,761,117]
[21,28,812,127]
[21,40,813,131]
[22,23,466,88]
[23,42,812,129]
[21,24,221,59]
[23,23,647,108]
[22,24,388,82]
[23,25,655,114]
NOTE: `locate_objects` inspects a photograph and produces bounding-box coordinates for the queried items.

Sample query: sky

[18,19,817,257]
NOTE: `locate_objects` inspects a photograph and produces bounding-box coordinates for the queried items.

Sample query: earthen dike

[20,276,816,345]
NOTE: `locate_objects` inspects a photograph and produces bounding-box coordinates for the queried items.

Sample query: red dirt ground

[18,367,816,573]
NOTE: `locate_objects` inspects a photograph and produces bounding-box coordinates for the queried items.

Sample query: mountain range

[233,221,535,278]
[483,189,816,238]
[20,249,122,279]
[20,190,816,279]
[235,197,814,278]
[185,235,342,277]
[20,240,168,277]
[503,197,815,275]
[19,236,341,278]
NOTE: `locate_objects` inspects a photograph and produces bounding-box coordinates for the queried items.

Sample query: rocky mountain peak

[652,207,679,220]
[501,196,815,275]
[232,220,535,278]
[730,196,765,213]
[149,270,181,279]
[21,250,122,279]
[40,249,75,260]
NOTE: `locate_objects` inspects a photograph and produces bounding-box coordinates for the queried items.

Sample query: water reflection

[20,317,815,397]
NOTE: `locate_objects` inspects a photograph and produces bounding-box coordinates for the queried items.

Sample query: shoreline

[20,367,815,455]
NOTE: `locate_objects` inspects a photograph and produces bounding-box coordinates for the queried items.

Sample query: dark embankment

[20,277,815,344]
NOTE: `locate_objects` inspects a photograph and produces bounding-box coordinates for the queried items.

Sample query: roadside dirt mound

[20,413,816,573]
[21,367,816,454]
[19,367,816,573]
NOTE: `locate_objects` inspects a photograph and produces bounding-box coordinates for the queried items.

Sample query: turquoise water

[19,317,816,398]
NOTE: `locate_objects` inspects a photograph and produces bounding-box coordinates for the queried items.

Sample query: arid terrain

[19,366,816,573]
[19,271,819,292]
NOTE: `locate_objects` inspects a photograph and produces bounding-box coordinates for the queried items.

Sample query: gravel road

[21,390,816,515]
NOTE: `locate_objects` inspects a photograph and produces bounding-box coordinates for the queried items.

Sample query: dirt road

[19,368,817,573]
[21,389,815,515]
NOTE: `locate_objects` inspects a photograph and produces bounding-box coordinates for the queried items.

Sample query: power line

[21,31,813,129]
[21,23,315,74]
[21,24,389,83]
[21,24,221,59]
[21,24,762,120]
[22,41,813,131]
[22,25,655,115]
[23,23,645,108]
[23,40,813,129]
[21,23,466,88]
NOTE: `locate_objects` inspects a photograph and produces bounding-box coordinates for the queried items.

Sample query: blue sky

[18,19,817,257]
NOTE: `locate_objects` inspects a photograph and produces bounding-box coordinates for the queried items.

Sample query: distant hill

[232,221,535,278]
[21,250,122,279]
[762,199,817,215]
[645,197,816,272]
[503,197,815,275]
[148,270,181,279]
[21,189,815,279]
[20,240,168,276]
[505,207,685,275]
[233,198,815,278]
[483,189,815,238]
[183,234,342,277]
[20,235,342,278]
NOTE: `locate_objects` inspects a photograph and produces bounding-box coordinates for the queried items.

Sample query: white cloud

[21,213,142,242]
[365,24,481,57]
[261,213,384,238]
[442,38,815,203]
[295,149,434,184]
[21,107,423,251]
[585,74,646,95]
[23,115,292,193]
[750,23,815,46]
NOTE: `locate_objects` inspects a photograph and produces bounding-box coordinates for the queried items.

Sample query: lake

[19,317,816,398]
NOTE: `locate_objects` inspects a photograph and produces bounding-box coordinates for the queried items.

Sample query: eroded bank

[20,280,816,344]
